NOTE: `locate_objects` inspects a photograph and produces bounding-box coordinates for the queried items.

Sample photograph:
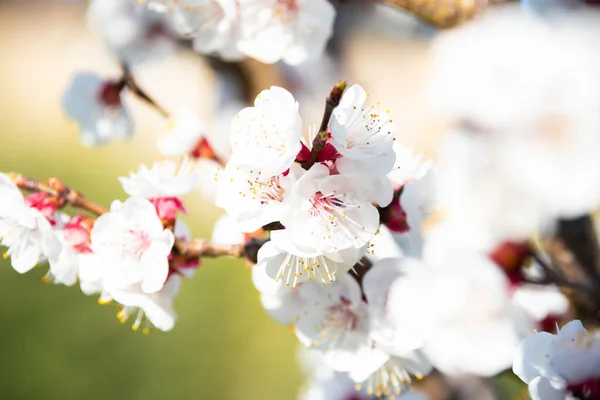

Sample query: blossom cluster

[87,0,335,66]
[0,161,201,333]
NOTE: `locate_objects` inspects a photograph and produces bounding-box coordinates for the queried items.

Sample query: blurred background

[0,0,442,398]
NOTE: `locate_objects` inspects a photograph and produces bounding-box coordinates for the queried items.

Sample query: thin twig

[301,80,347,170]
[175,238,245,258]
[10,173,108,216]
[531,253,595,293]
[121,64,170,119]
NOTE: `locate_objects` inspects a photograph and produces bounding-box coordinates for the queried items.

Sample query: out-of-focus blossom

[48,215,94,286]
[87,0,178,65]
[150,0,242,60]
[119,160,198,219]
[430,8,600,242]
[62,73,133,147]
[120,160,199,198]
[387,248,531,377]
[90,197,175,293]
[158,110,207,158]
[513,320,600,400]
[388,143,431,191]
[0,173,61,274]
[229,86,302,177]
[109,274,182,332]
[237,0,335,65]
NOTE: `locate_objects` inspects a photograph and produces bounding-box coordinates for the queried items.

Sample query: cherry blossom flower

[87,0,178,65]
[119,160,198,219]
[329,84,396,177]
[513,320,600,400]
[257,230,364,288]
[215,163,302,233]
[157,110,208,158]
[47,215,95,286]
[62,72,133,147]
[109,274,182,332]
[89,197,175,293]
[237,0,336,65]
[279,163,380,255]
[151,0,242,60]
[0,173,61,274]
[229,86,302,177]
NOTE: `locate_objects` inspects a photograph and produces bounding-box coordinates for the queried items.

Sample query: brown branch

[302,80,347,170]
[529,254,595,294]
[175,238,245,258]
[9,173,108,216]
[174,237,269,263]
[121,64,170,119]
[377,0,498,29]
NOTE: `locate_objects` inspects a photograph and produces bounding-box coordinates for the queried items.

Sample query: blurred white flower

[47,215,94,287]
[90,197,175,293]
[158,110,206,158]
[387,250,531,377]
[252,257,308,325]
[110,274,182,332]
[119,160,198,219]
[211,214,246,246]
[229,86,302,177]
[513,320,600,400]
[87,0,177,65]
[430,8,600,241]
[329,84,396,177]
[237,0,336,65]
[120,159,198,198]
[62,73,133,147]
[0,173,61,274]
[388,143,431,190]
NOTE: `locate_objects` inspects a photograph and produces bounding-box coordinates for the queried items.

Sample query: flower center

[128,229,151,258]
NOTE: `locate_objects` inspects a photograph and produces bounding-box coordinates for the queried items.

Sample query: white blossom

[237,0,336,65]
[87,0,177,65]
[229,86,302,177]
[280,163,380,255]
[215,163,302,233]
[430,8,600,242]
[90,197,175,293]
[513,320,600,400]
[119,159,199,199]
[62,72,133,147]
[257,230,364,288]
[329,84,396,177]
[0,173,61,274]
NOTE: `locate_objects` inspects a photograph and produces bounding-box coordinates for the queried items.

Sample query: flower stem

[9,173,108,216]
[302,80,347,170]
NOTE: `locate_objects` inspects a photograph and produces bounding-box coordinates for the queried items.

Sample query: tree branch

[10,173,108,216]
[302,80,346,170]
[377,0,493,29]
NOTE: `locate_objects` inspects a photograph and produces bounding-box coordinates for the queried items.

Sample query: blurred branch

[528,253,595,293]
[378,0,499,29]
[121,64,170,119]
[9,173,108,216]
